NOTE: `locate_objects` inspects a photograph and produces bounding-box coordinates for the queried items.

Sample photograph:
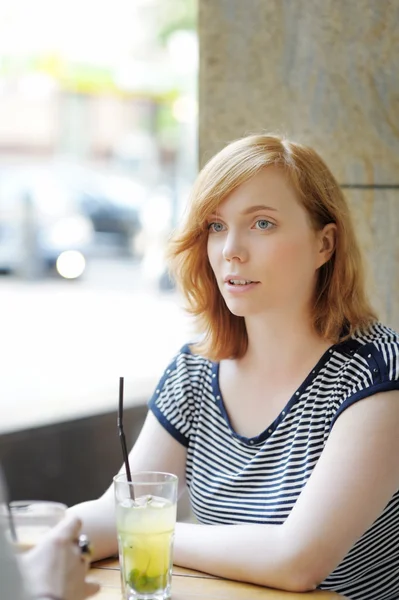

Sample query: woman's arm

[68,411,187,561]
[173,390,399,592]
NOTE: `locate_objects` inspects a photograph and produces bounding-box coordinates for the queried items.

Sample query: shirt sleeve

[148,344,202,448]
[331,333,399,428]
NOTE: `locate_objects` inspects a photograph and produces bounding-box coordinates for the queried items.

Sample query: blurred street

[0,0,198,436]
[0,256,195,434]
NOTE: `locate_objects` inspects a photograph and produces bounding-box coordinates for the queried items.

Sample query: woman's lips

[224,280,260,292]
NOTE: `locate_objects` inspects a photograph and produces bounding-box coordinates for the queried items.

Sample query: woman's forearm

[173,522,318,593]
[68,496,118,562]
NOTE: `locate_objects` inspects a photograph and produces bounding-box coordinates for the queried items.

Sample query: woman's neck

[240,311,333,378]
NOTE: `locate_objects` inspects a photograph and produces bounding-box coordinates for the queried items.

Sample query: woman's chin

[225,299,270,318]
[225,301,251,318]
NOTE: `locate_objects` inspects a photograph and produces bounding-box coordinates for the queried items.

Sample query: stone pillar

[199,0,399,329]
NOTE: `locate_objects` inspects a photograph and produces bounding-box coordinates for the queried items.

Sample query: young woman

[70,134,399,600]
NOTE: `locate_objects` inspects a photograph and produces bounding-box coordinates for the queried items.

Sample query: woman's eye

[208,222,225,233]
[254,219,274,230]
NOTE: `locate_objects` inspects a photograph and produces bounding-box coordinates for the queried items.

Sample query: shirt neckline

[211,341,347,446]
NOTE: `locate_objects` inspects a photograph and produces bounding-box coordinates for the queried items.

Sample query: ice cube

[120,499,136,509]
[148,499,167,509]
[134,495,153,508]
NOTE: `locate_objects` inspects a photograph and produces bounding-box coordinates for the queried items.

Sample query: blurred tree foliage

[155,0,197,45]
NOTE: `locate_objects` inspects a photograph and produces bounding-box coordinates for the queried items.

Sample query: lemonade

[116,495,176,599]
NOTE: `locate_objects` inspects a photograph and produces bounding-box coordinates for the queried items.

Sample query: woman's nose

[222,233,248,262]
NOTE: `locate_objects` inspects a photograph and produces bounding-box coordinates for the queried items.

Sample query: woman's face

[206,167,335,319]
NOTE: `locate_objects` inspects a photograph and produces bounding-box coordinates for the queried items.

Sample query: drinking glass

[114,472,178,600]
[3,500,67,552]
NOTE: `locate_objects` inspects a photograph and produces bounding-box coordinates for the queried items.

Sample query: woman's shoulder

[349,322,399,371]
[160,342,216,387]
[326,323,399,427]
[351,321,399,346]
[332,321,399,392]
[174,342,215,368]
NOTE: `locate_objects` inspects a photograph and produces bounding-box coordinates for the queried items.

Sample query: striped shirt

[148,322,399,600]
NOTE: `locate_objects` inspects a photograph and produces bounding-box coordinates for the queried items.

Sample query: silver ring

[78,533,92,556]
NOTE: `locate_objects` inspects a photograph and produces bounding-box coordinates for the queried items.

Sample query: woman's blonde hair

[167,134,377,361]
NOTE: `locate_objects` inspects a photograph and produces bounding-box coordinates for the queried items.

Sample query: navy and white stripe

[149,322,399,600]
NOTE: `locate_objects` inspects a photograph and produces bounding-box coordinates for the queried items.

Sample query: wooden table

[91,558,345,599]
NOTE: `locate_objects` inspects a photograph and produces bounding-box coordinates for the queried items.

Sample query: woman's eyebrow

[207,204,278,220]
[241,204,278,215]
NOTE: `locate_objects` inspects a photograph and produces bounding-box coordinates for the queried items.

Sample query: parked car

[73,171,144,254]
[0,167,94,279]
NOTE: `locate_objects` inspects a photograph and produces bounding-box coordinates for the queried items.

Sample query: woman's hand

[20,514,100,600]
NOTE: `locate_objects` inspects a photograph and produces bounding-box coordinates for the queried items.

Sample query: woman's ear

[316,223,337,268]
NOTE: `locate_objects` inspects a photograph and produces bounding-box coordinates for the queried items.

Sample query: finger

[51,514,82,541]
[80,552,92,569]
[84,579,101,597]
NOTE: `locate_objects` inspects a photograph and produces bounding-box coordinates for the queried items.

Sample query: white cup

[3,500,67,552]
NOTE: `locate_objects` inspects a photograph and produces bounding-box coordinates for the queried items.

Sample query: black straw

[117,377,134,496]
[6,502,18,544]
[0,467,18,543]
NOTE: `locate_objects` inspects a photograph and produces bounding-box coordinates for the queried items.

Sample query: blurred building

[0,88,156,159]
[0,0,198,189]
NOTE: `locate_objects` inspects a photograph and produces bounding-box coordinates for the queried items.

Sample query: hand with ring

[78,534,92,557]
[20,514,100,600]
